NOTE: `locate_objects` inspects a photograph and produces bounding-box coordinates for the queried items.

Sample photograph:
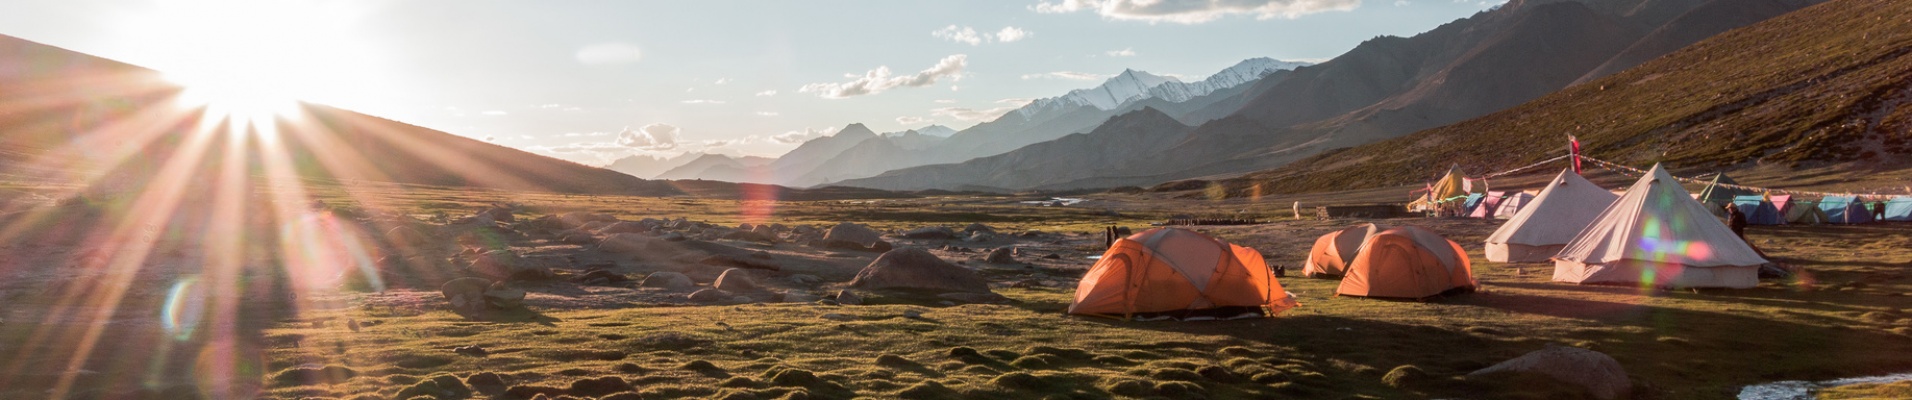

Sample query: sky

[0,0,1505,165]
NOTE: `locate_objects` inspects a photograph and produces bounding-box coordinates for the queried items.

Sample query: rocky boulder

[901,226,957,239]
[596,221,650,234]
[985,247,1015,264]
[700,254,781,271]
[386,225,432,249]
[962,223,995,235]
[599,233,652,253]
[1467,345,1630,400]
[468,250,552,281]
[639,272,694,289]
[712,268,761,292]
[558,211,616,228]
[848,247,992,293]
[441,278,524,311]
[823,222,888,251]
[688,288,732,303]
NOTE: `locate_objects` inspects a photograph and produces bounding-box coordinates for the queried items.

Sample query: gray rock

[688,288,733,303]
[441,277,492,311]
[824,222,884,249]
[938,292,1010,304]
[712,268,761,292]
[639,272,694,289]
[786,274,823,285]
[386,225,432,249]
[964,231,995,243]
[849,247,993,293]
[661,232,688,242]
[901,226,957,239]
[1468,345,1630,400]
[819,313,856,321]
[835,290,863,305]
[780,291,819,303]
[596,221,649,234]
[962,223,996,235]
[985,247,1015,264]
[598,233,650,253]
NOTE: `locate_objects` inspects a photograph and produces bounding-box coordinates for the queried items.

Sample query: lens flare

[161,277,209,341]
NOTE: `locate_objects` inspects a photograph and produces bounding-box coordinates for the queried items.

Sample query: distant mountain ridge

[836,0,1829,192]
[670,58,1310,187]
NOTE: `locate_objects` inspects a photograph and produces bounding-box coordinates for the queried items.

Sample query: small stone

[780,291,819,303]
[902,310,923,319]
[819,313,856,321]
[640,272,694,289]
[835,290,863,305]
[454,345,488,357]
[689,288,733,303]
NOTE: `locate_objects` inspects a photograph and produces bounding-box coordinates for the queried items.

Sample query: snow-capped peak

[1011,58,1309,119]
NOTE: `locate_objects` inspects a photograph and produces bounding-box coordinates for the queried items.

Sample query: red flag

[1569,135,1582,174]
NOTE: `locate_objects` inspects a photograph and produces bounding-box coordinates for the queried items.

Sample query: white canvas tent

[1485,169,1618,262]
[1553,164,1768,288]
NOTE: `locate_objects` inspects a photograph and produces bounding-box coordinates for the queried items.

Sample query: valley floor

[2,186,1909,399]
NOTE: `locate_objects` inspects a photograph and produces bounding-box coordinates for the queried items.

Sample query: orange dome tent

[1337,226,1477,299]
[1070,228,1299,320]
[1303,223,1385,278]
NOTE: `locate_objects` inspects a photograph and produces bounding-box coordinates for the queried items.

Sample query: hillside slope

[1226,0,1912,194]
[0,34,681,196]
[837,0,1826,192]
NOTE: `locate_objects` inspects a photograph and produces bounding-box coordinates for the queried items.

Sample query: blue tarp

[1820,196,1874,224]
[1885,196,1912,222]
[1732,195,1783,225]
[1461,193,1485,215]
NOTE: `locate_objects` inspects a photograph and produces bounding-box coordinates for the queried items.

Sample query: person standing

[1873,198,1888,220]
[1726,203,1748,240]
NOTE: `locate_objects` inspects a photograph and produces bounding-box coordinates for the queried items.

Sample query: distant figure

[1873,199,1887,220]
[1725,204,1748,240]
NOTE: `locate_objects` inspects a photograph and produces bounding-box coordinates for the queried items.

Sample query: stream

[1737,372,1912,399]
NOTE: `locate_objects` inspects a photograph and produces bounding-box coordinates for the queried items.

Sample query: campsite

[5,0,1912,399]
[2,160,1910,399]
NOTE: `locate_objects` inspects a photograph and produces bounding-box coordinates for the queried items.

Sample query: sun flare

[168,72,301,130]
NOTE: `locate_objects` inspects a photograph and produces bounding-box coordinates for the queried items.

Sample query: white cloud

[562,131,613,137]
[616,123,680,150]
[681,99,726,104]
[996,98,1037,106]
[932,25,984,45]
[896,116,930,125]
[755,90,778,97]
[996,27,1031,42]
[799,54,967,99]
[1021,71,1110,80]
[771,126,840,144]
[713,78,730,85]
[755,111,780,117]
[575,42,643,65]
[481,110,508,116]
[483,136,496,142]
[935,25,1032,45]
[1031,0,1360,23]
[1106,47,1136,57]
[934,99,958,104]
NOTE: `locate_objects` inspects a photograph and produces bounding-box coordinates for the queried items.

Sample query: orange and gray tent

[1337,226,1477,299]
[1070,228,1299,319]
[1302,223,1385,278]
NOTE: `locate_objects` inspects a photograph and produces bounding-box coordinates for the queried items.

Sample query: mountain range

[631,58,1309,187]
[1222,0,1910,194]
[836,0,1829,192]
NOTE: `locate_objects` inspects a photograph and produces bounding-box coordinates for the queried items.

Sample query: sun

[168,71,302,131]
[134,0,383,130]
